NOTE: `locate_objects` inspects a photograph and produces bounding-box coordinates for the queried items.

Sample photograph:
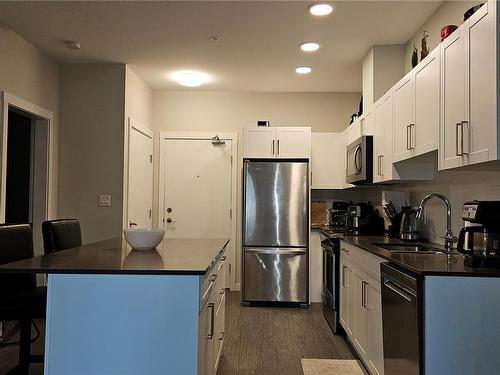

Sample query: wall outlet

[98,194,112,207]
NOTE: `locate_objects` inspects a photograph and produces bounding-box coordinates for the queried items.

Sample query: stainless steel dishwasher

[381,263,422,375]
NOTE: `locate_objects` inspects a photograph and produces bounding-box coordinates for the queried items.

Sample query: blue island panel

[44,274,200,375]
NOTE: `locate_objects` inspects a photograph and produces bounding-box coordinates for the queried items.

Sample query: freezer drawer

[243,247,307,303]
[243,160,308,247]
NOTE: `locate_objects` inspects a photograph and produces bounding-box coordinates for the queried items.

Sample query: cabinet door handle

[206,303,215,339]
[361,281,365,308]
[277,139,280,156]
[406,125,411,150]
[363,281,369,309]
[272,139,275,155]
[461,120,469,155]
[218,331,225,341]
[342,266,347,287]
[409,124,415,150]
[456,123,463,156]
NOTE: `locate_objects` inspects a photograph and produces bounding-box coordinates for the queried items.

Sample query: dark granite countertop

[0,238,229,275]
[312,226,500,277]
[342,236,500,277]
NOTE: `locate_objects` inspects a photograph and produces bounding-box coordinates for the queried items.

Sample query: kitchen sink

[372,243,446,254]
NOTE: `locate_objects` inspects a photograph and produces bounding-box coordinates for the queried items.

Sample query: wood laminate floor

[0,292,354,375]
[217,291,355,375]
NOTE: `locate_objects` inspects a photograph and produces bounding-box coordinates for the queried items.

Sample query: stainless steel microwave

[346,135,373,184]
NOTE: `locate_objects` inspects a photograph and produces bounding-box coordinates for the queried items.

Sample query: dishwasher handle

[383,279,414,302]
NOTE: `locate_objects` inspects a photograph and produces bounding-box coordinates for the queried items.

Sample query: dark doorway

[5,109,32,224]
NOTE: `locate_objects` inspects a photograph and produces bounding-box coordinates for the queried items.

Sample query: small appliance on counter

[327,201,349,230]
[399,206,423,241]
[345,202,384,236]
[457,200,500,268]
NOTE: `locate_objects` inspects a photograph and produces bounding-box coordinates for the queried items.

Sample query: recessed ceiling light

[309,3,334,16]
[300,42,320,52]
[171,71,210,87]
[295,66,312,74]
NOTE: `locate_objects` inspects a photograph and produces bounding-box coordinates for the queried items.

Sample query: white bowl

[123,228,165,250]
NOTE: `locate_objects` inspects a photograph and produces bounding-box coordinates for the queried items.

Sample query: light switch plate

[98,194,112,207]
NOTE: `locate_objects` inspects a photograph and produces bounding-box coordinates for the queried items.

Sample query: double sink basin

[372,242,448,254]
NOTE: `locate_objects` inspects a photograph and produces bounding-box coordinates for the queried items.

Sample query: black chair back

[42,219,82,254]
[0,224,36,297]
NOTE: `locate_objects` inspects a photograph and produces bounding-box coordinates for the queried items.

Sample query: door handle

[272,140,275,156]
[353,145,362,175]
[406,124,411,150]
[246,248,306,255]
[206,303,215,339]
[361,281,366,308]
[461,120,469,155]
[410,124,415,150]
[276,139,280,156]
[129,221,137,227]
[456,123,463,156]
[384,280,413,302]
[342,266,347,287]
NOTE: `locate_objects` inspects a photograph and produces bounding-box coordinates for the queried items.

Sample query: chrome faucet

[417,193,456,251]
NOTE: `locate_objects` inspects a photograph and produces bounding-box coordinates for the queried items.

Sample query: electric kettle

[399,206,423,241]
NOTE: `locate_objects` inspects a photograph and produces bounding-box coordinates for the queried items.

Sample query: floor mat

[301,359,367,375]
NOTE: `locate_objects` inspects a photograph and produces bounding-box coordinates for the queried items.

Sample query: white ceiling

[0,1,442,92]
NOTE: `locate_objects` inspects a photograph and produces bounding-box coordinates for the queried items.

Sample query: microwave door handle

[354,145,362,175]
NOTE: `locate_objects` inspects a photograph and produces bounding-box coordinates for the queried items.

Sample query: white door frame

[0,91,56,223]
[159,131,238,290]
[123,116,154,230]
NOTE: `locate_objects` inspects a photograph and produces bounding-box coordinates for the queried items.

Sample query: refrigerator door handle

[245,248,306,255]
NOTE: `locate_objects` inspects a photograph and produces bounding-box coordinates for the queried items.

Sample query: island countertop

[0,237,229,275]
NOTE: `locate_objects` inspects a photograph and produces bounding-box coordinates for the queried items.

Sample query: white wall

[404,0,476,72]
[152,90,360,284]
[0,28,59,219]
[123,66,153,229]
[58,64,126,244]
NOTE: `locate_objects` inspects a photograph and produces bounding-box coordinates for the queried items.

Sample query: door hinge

[149,154,153,163]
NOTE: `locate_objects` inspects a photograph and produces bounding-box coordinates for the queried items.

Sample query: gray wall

[58,64,126,243]
[404,0,476,72]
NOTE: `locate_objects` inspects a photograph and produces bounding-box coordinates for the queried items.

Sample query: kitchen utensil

[464,3,485,21]
[123,228,165,250]
[399,206,423,241]
[441,25,458,41]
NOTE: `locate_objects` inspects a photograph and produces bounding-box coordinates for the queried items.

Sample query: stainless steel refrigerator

[242,160,309,304]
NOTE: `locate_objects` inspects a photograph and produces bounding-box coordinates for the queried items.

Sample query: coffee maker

[457,200,500,268]
[345,202,384,236]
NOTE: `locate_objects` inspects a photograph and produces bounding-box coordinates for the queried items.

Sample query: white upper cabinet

[414,48,440,156]
[393,72,414,162]
[311,133,341,189]
[440,2,496,170]
[243,127,276,158]
[363,109,375,136]
[275,127,311,158]
[373,92,395,183]
[243,127,311,158]
[393,48,440,163]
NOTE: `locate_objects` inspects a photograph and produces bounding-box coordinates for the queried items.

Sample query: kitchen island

[0,237,229,375]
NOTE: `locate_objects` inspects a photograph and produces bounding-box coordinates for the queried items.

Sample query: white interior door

[163,137,232,239]
[127,119,153,228]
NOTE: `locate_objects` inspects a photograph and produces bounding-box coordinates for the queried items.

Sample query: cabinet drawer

[340,241,383,281]
[200,251,227,308]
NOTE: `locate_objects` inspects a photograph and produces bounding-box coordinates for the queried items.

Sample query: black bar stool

[0,224,46,374]
[42,219,82,254]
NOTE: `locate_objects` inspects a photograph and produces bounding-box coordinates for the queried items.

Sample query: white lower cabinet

[339,241,384,375]
[198,253,226,375]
